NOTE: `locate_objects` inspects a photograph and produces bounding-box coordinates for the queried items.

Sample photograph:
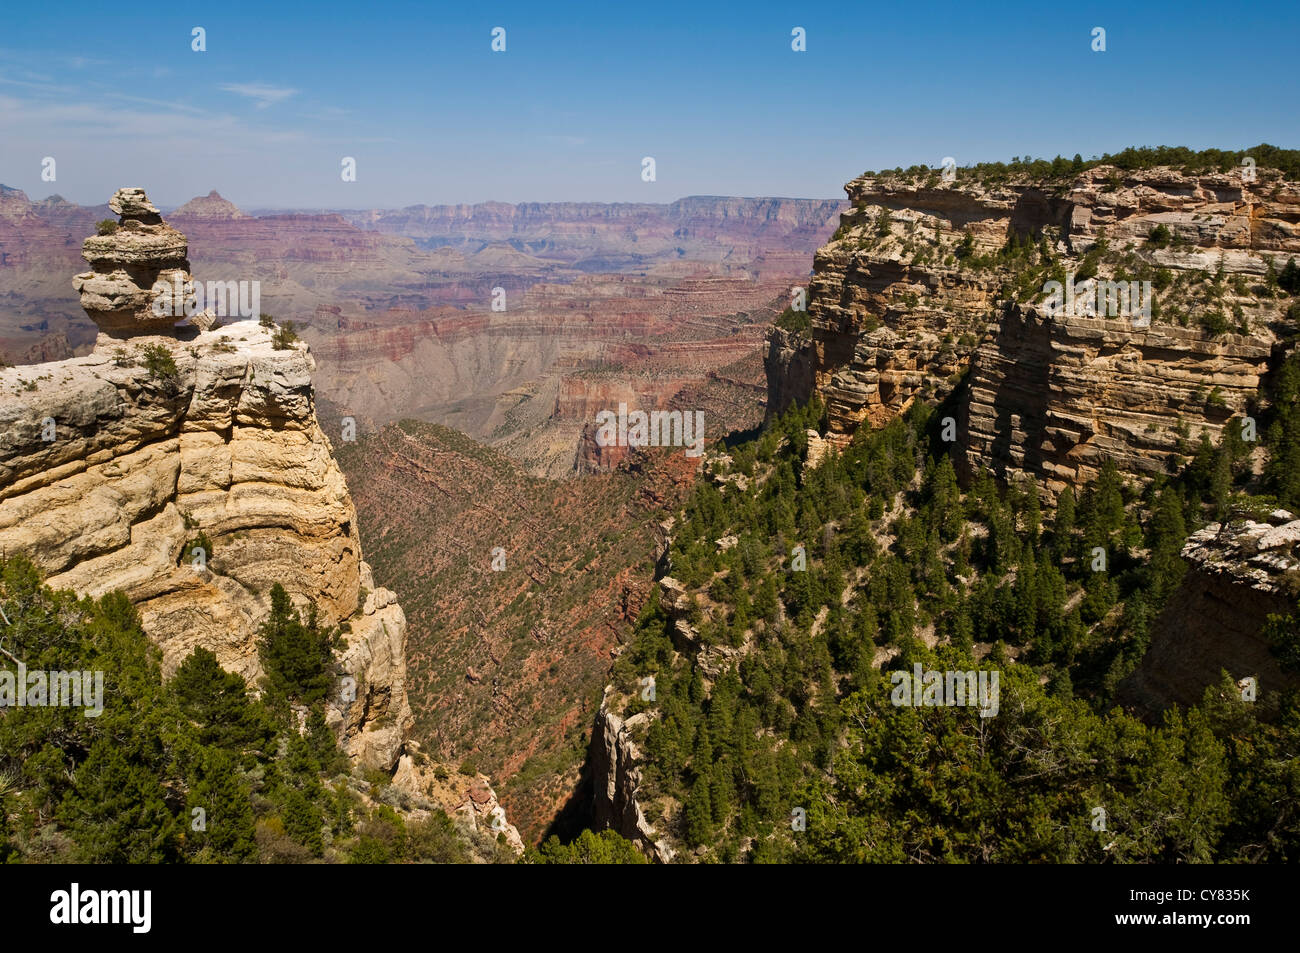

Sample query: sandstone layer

[961,304,1275,492]
[766,165,1300,493]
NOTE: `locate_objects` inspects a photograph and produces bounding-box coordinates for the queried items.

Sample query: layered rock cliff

[767,163,1299,494]
[589,696,674,863]
[0,189,411,770]
[337,196,846,274]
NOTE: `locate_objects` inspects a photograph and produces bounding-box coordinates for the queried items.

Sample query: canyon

[0,184,839,849]
[588,155,1300,859]
[5,157,1298,862]
[1,188,844,477]
[0,189,531,853]
[334,419,698,841]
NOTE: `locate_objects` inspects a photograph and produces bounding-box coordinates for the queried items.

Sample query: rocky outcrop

[0,192,411,770]
[72,188,193,336]
[391,750,525,855]
[590,696,674,863]
[766,163,1300,495]
[1121,510,1300,711]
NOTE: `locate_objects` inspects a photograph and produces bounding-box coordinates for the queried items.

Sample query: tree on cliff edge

[257,584,341,707]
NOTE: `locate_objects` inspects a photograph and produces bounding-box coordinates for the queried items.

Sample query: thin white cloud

[219,82,298,109]
[104,92,205,115]
[0,72,77,95]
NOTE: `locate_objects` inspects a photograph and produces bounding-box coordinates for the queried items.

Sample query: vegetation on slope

[334,419,696,842]
[607,381,1300,862]
[867,143,1300,187]
[0,560,507,864]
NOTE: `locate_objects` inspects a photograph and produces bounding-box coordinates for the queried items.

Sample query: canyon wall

[333,196,846,274]
[766,165,1300,493]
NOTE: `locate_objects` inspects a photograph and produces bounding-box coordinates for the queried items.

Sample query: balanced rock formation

[766,163,1300,494]
[0,193,411,770]
[72,188,193,337]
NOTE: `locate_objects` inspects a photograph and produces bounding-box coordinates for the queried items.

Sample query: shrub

[1147,224,1171,248]
[955,231,975,260]
[526,829,647,864]
[1198,312,1231,336]
[95,219,119,236]
[180,531,213,568]
[139,344,177,379]
[407,811,469,863]
[1280,257,1300,295]
[272,320,299,350]
[774,307,810,334]
[259,313,275,328]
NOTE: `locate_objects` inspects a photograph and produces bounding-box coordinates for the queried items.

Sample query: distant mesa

[173,189,248,220]
[71,187,195,337]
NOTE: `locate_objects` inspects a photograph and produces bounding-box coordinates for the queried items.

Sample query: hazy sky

[1,0,1297,209]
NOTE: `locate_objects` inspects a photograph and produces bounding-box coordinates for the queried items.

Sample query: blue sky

[1,0,1296,209]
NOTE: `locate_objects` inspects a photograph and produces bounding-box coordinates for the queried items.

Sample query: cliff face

[1122,511,1300,711]
[961,305,1275,491]
[0,185,105,355]
[0,189,410,771]
[310,275,784,478]
[766,165,1299,493]
[589,699,674,863]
